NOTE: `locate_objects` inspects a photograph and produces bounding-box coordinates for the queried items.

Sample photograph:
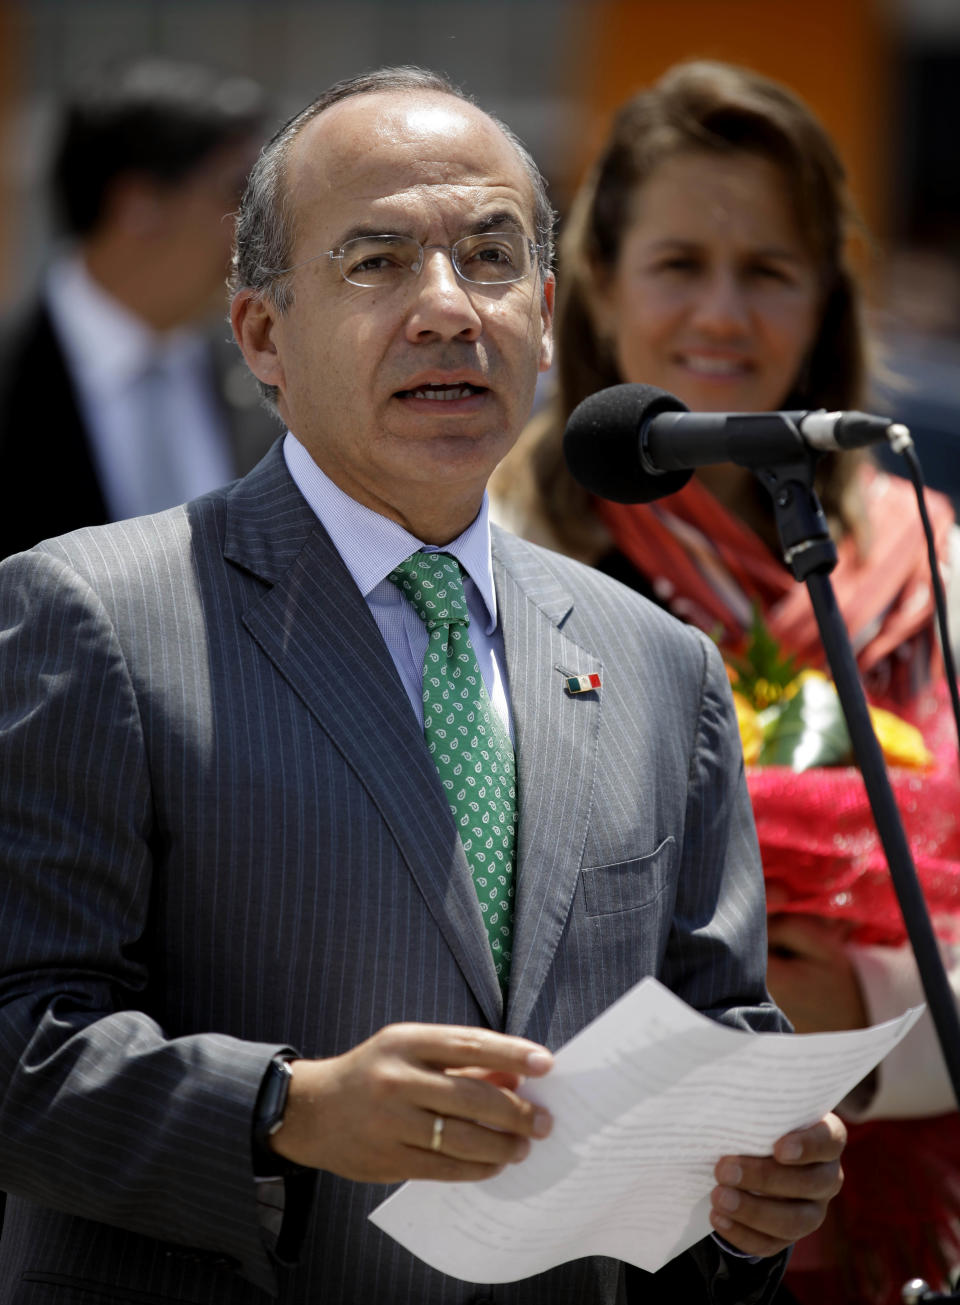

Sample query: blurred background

[0,0,957,502]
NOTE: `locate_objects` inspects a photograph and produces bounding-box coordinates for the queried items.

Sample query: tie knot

[388,552,469,630]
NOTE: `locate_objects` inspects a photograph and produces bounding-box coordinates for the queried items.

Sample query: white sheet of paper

[369,976,922,1284]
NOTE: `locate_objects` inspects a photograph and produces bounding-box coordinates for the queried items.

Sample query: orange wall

[570,0,891,235]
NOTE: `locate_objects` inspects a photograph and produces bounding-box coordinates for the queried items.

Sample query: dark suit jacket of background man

[0,443,788,1303]
[0,298,277,561]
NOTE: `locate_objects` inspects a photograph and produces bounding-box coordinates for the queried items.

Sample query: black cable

[889,429,960,769]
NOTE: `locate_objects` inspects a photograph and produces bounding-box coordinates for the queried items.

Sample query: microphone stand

[754,443,960,1305]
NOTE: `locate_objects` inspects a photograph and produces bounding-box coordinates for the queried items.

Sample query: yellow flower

[723,609,933,771]
[732,691,763,765]
[868,705,933,769]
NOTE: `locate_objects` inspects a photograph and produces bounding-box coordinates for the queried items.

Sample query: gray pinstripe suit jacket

[0,442,788,1304]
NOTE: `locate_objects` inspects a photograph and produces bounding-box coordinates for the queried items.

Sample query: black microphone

[563,383,910,504]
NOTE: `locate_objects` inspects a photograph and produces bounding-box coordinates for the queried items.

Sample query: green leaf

[727,603,800,705]
[756,677,852,770]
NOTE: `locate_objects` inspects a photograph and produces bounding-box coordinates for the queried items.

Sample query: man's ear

[538,271,556,374]
[231,290,284,393]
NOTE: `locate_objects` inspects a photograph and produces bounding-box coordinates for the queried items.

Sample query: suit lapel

[492,530,602,1038]
[224,452,503,1028]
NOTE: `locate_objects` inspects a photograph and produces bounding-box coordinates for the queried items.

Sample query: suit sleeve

[660,629,786,1036]
[0,547,300,1296]
[660,630,791,1304]
[626,1237,789,1305]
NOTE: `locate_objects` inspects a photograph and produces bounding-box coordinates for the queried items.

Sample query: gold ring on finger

[431,1114,445,1153]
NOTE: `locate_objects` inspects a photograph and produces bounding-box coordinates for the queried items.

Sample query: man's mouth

[395,382,487,401]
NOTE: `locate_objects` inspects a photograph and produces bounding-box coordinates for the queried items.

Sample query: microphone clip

[754,454,838,582]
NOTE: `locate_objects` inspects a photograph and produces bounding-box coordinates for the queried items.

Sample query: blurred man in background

[0,58,277,561]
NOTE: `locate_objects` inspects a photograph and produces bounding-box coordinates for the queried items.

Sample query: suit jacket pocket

[580,836,676,917]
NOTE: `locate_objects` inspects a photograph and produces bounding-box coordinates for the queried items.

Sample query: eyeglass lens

[337,232,535,287]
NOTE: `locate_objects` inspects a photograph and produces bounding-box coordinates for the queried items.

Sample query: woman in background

[493,59,960,1305]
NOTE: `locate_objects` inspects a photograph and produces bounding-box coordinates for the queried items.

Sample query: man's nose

[404,248,483,343]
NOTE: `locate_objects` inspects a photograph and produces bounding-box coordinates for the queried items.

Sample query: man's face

[234,90,553,540]
[145,136,261,328]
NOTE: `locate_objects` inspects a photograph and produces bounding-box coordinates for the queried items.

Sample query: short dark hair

[52,58,265,237]
[231,66,554,409]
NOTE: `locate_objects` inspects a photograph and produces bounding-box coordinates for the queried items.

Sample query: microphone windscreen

[563,382,693,503]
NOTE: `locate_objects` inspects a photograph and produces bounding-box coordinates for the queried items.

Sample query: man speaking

[0,67,843,1303]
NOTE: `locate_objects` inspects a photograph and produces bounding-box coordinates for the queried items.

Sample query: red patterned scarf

[595,465,954,708]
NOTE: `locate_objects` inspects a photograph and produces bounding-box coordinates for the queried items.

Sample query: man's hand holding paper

[269,1024,555,1183]
[711,1112,847,1257]
[370,978,917,1284]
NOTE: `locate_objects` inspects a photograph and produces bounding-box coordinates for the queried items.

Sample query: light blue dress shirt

[45,254,235,519]
[283,432,513,739]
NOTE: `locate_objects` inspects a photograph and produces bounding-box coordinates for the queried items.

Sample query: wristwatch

[251,1053,296,1176]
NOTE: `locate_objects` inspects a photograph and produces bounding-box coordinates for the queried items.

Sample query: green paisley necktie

[389,552,516,989]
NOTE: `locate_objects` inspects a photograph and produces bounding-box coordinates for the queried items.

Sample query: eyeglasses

[268,231,542,289]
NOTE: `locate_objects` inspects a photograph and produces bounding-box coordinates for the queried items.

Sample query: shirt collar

[283,431,498,633]
[44,252,205,393]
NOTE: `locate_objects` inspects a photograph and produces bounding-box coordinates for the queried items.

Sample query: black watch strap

[252,1053,298,1177]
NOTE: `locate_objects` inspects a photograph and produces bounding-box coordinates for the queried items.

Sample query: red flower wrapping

[751,680,960,1303]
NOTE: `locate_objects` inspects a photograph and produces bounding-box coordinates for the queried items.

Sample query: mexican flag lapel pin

[565,672,601,695]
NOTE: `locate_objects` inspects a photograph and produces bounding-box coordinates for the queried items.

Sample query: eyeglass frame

[261,230,548,290]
